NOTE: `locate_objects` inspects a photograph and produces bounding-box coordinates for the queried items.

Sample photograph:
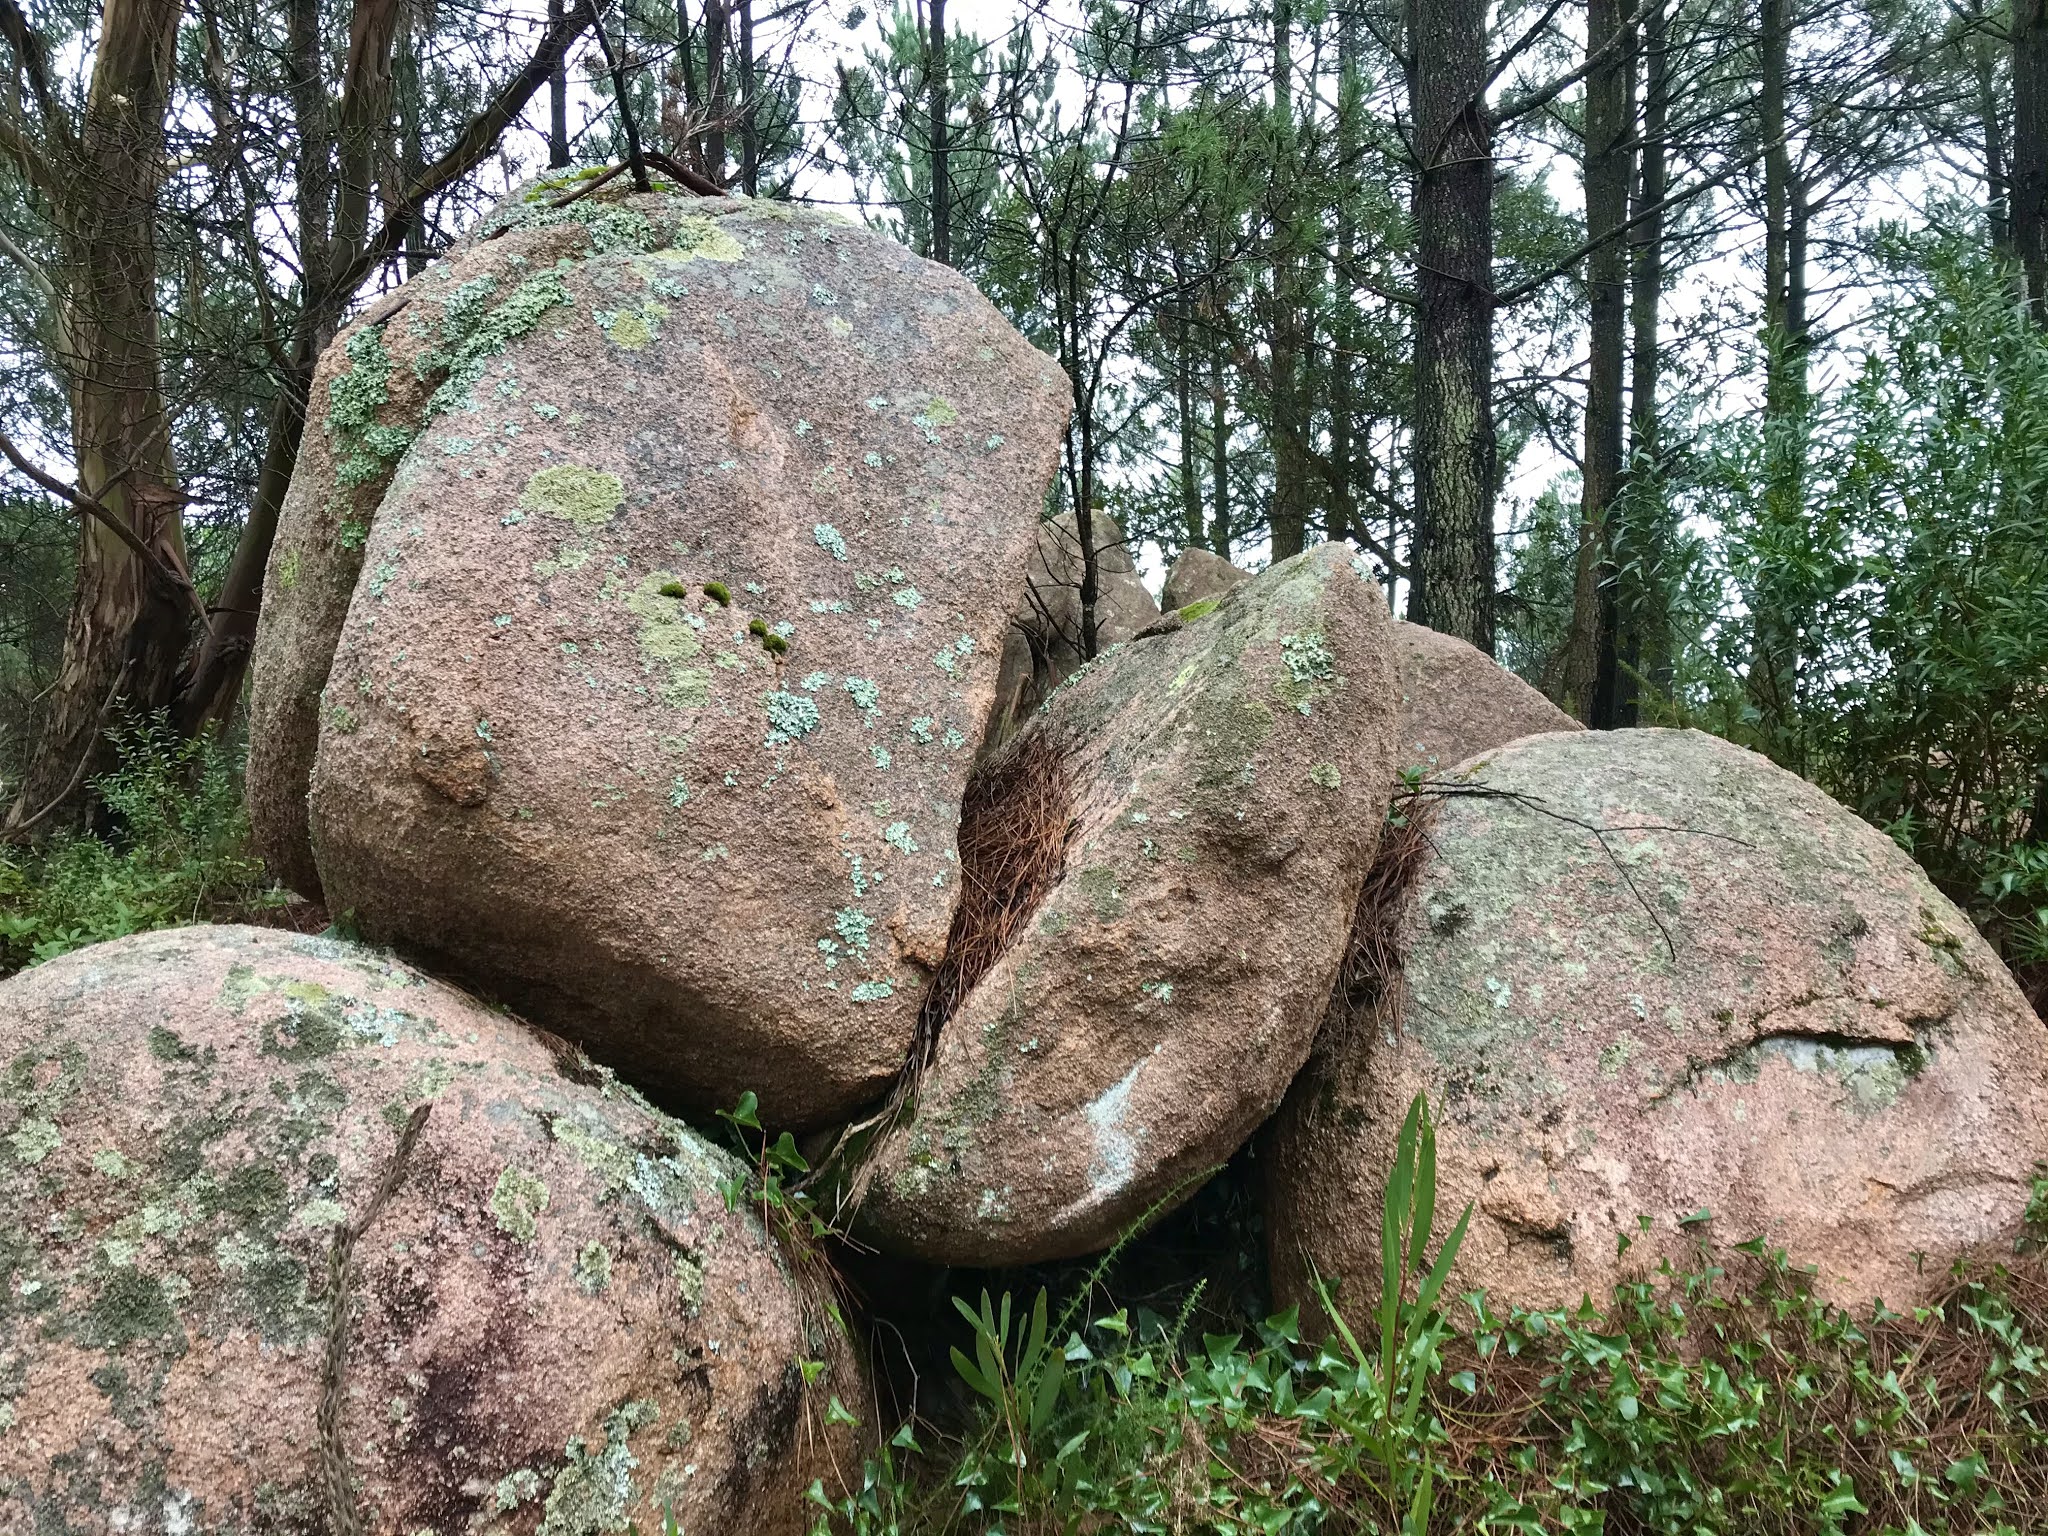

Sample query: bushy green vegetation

[1504,234,2048,990]
[809,1100,2048,1536]
[0,714,282,974]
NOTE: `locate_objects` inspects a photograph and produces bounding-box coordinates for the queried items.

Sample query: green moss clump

[1178,598,1220,622]
[658,580,689,599]
[763,632,790,656]
[703,580,731,605]
[748,618,769,638]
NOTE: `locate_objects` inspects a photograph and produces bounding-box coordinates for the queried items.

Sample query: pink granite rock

[0,926,861,1533]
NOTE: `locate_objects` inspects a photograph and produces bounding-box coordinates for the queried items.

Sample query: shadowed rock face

[247,180,1070,1127]
[1269,729,2048,1319]
[987,510,1160,745]
[1389,620,1580,776]
[857,544,1401,1266]
[0,925,858,1535]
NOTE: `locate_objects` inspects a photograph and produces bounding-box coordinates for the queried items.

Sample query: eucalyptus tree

[0,0,594,827]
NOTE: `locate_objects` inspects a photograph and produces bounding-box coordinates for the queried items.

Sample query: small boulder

[1160,546,1250,613]
[987,510,1160,741]
[0,926,859,1534]
[1391,620,1579,776]
[856,544,1400,1264]
[248,180,1070,1128]
[1268,729,2048,1317]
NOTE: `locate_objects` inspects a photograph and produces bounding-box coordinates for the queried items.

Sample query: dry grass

[911,729,1079,1070]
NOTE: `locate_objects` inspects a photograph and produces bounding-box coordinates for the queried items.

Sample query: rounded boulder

[857,544,1400,1264]
[248,181,1071,1128]
[0,926,859,1534]
[1268,729,2048,1316]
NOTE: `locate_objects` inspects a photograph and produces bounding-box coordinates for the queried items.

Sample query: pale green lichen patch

[765,690,821,746]
[9,1119,59,1165]
[1307,762,1342,790]
[643,215,745,265]
[674,1252,705,1315]
[523,464,625,528]
[596,299,668,351]
[327,327,418,488]
[622,572,711,708]
[423,268,573,416]
[539,1400,661,1535]
[1277,630,1337,715]
[491,1164,550,1241]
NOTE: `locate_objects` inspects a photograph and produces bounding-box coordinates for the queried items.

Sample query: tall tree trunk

[1176,294,1203,549]
[738,0,758,194]
[1327,0,1361,545]
[1407,0,1497,650]
[1749,0,1810,762]
[1564,0,1633,725]
[549,0,571,166]
[704,0,729,184]
[928,0,949,262]
[9,0,191,827]
[1209,292,1232,558]
[394,0,427,276]
[2016,0,2048,318]
[1625,0,1667,716]
[1267,0,1309,561]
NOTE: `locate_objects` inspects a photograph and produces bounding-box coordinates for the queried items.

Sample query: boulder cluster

[5,179,2045,1532]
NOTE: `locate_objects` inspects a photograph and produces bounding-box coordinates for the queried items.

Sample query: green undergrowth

[0,713,284,973]
[810,1097,2048,1536]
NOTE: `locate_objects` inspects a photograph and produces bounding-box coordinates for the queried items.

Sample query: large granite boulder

[1390,620,1579,776]
[1160,546,1250,613]
[246,177,1070,1128]
[987,510,1160,743]
[0,926,858,1533]
[1268,729,2048,1317]
[855,544,1400,1264]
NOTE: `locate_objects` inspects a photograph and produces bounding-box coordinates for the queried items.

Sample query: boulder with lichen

[246,176,1071,1127]
[0,925,859,1534]
[852,543,1400,1265]
[1267,728,2048,1319]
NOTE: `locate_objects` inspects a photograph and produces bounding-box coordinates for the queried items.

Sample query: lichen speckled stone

[1268,729,2048,1318]
[1389,620,1580,776]
[0,926,859,1534]
[249,175,1070,1127]
[857,544,1401,1265]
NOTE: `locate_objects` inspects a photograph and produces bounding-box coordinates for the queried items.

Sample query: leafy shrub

[0,714,280,973]
[812,1095,2048,1535]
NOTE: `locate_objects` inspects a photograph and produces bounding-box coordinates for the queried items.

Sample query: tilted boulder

[987,510,1160,743]
[1268,729,2048,1317]
[246,178,1070,1127]
[855,544,1399,1265]
[0,926,859,1534]
[1390,620,1579,776]
[1160,546,1250,613]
